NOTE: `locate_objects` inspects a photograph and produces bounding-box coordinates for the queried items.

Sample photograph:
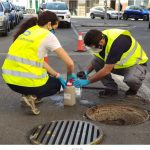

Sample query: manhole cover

[85,104,149,125]
[29,120,103,145]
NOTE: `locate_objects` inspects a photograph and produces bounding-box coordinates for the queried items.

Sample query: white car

[90,6,122,19]
[41,2,71,28]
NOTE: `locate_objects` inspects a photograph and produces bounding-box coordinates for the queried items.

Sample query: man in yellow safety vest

[74,29,148,97]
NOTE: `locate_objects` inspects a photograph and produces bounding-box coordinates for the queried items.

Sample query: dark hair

[84,30,103,47]
[38,11,59,26]
[13,11,59,41]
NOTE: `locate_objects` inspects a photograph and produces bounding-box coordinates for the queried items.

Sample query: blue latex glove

[84,70,88,77]
[73,79,89,88]
[67,73,77,82]
[58,75,66,89]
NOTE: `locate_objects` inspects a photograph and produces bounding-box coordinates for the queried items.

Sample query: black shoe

[126,88,137,96]
[99,88,118,97]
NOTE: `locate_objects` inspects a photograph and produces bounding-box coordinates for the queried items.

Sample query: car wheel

[67,22,71,28]
[123,14,128,20]
[101,17,104,19]
[143,15,149,21]
[90,13,95,19]
[149,22,150,29]
[106,14,110,19]
[3,27,8,36]
[7,23,10,32]
[134,18,138,21]
[10,22,14,29]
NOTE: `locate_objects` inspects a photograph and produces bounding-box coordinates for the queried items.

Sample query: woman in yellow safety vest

[74,29,148,97]
[2,11,76,115]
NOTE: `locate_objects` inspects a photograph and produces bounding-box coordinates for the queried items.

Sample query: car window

[2,2,10,10]
[98,7,104,11]
[42,3,46,9]
[0,4,3,12]
[95,7,102,11]
[128,6,134,9]
[107,7,114,10]
[46,3,68,10]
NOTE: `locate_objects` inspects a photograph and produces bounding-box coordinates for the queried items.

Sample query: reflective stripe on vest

[2,25,50,87]
[7,54,43,68]
[116,41,139,66]
[2,69,47,79]
[94,29,148,69]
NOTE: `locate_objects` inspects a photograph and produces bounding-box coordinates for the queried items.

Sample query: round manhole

[85,104,149,125]
[29,120,103,145]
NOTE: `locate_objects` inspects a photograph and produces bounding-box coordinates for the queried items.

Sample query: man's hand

[77,71,88,79]
[73,79,89,88]
[67,73,77,81]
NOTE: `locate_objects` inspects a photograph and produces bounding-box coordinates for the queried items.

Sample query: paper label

[64,93,71,100]
[75,88,81,96]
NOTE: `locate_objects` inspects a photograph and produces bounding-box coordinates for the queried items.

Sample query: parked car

[89,6,122,19]
[123,5,149,21]
[0,2,10,36]
[38,3,46,16]
[2,1,16,29]
[39,2,71,28]
[15,5,24,20]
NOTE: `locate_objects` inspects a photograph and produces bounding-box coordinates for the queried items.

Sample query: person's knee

[124,76,142,91]
[91,57,104,72]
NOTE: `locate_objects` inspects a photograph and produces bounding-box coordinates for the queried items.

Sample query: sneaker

[21,96,43,105]
[125,88,137,96]
[21,95,40,115]
[35,98,43,104]
[98,88,118,97]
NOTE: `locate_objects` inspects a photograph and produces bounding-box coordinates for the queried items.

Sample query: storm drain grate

[29,120,103,145]
[85,104,150,125]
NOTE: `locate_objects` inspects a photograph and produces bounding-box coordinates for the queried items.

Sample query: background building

[11,0,150,16]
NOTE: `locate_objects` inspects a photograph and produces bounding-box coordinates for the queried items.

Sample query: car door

[96,7,105,18]
[133,6,142,19]
[92,7,101,17]
[128,6,135,18]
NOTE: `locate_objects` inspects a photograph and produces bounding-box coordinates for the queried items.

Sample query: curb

[81,23,130,27]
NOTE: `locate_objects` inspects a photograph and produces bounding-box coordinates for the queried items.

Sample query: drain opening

[85,104,149,125]
[29,120,103,145]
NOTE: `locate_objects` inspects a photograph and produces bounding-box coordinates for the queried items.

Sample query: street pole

[118,0,120,21]
[104,0,107,25]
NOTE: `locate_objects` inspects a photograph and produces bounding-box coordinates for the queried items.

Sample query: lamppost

[118,0,120,21]
[104,0,107,24]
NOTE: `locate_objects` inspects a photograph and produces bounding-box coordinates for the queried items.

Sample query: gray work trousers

[91,57,147,92]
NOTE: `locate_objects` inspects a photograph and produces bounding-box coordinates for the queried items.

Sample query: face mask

[91,47,103,53]
[86,46,103,53]
[50,28,55,34]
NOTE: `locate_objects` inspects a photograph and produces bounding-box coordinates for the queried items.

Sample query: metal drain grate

[85,104,150,125]
[29,120,103,145]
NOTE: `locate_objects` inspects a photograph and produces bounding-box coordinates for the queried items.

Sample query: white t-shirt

[38,32,62,59]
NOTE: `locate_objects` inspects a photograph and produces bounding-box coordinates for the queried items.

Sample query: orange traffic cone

[76,32,86,52]
[44,53,49,63]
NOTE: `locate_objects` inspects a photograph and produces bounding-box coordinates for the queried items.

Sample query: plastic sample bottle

[64,82,76,106]
[75,87,82,98]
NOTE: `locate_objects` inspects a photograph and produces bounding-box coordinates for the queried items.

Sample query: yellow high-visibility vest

[94,29,148,69]
[2,25,50,87]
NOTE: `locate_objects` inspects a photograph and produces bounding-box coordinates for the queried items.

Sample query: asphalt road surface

[0,16,150,144]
